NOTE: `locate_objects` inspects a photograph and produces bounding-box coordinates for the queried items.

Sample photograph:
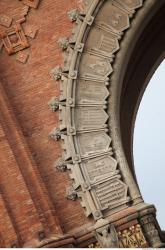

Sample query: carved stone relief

[77,132,111,157]
[92,177,128,211]
[118,224,148,248]
[95,1,130,33]
[74,107,108,131]
[75,80,109,105]
[79,53,113,81]
[85,26,119,58]
[115,0,143,11]
[82,155,118,183]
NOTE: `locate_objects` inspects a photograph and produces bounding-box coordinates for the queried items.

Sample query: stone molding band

[50,0,144,221]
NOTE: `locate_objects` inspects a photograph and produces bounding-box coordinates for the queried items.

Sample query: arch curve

[55,0,165,247]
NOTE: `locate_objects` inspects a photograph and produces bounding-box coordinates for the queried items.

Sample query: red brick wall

[0,0,91,247]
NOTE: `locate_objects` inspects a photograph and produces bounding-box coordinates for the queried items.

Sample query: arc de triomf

[0,0,164,247]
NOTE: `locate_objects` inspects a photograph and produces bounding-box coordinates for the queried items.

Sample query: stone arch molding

[49,0,143,219]
[49,0,165,247]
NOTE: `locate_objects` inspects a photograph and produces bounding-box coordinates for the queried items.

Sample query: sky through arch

[134,59,165,229]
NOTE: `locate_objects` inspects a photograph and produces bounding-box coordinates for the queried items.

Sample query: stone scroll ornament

[49,0,144,221]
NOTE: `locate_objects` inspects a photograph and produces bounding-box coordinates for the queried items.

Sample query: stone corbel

[95,224,119,248]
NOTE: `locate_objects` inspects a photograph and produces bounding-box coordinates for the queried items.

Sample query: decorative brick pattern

[0,14,12,28]
[16,50,29,63]
[21,0,40,9]
[0,0,89,247]
[0,1,40,63]
[0,24,29,55]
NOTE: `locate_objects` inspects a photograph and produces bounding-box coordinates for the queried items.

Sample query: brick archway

[0,0,165,247]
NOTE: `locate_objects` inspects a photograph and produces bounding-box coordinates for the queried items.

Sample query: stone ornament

[116,0,143,11]
[95,224,119,248]
[58,37,69,51]
[50,66,62,81]
[66,187,77,201]
[79,53,113,81]
[49,128,61,141]
[48,97,60,112]
[55,158,67,172]
[82,155,118,183]
[92,178,129,211]
[85,26,120,58]
[118,224,148,248]
[51,0,144,221]
[68,9,79,22]
[74,107,108,131]
[75,80,109,105]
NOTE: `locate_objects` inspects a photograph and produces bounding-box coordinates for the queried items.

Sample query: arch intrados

[117,1,165,177]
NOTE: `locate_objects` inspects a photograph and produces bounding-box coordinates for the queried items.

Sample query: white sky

[134,59,165,229]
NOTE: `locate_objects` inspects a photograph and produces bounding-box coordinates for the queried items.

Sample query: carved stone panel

[79,53,113,81]
[82,155,118,184]
[85,27,119,57]
[76,80,109,105]
[95,2,129,33]
[77,132,111,158]
[116,0,143,10]
[92,177,128,211]
[74,107,108,131]
[79,0,93,13]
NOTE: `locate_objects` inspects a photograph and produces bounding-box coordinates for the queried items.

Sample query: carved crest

[79,53,113,81]
[85,27,119,57]
[95,2,129,32]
